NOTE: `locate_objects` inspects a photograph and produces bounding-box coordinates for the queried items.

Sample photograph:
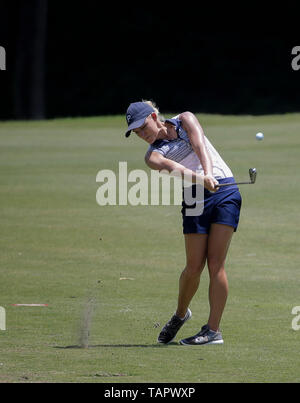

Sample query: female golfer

[125,101,242,345]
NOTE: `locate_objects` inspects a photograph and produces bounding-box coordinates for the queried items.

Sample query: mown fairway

[0,113,299,383]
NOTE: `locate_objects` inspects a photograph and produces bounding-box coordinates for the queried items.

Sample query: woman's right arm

[145,151,217,191]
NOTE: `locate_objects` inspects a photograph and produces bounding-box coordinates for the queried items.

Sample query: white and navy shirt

[147,116,233,180]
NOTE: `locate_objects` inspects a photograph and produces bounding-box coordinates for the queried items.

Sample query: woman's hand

[204,175,219,192]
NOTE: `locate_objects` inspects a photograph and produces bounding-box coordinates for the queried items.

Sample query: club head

[249,168,257,184]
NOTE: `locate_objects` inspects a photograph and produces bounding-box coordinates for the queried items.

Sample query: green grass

[0,113,300,383]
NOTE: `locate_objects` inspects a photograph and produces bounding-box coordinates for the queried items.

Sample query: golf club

[215,168,257,188]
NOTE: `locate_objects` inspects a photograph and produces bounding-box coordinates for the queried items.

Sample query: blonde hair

[142,99,165,121]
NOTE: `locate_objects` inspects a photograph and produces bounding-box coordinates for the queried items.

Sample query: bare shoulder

[178,111,199,129]
[144,149,163,168]
[179,111,205,142]
[179,111,196,121]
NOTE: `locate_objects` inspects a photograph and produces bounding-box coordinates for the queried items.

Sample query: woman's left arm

[179,111,213,176]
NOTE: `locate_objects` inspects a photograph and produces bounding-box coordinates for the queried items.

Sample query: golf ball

[256,132,264,141]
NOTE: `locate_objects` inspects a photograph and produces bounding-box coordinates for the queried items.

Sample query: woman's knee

[184,260,206,278]
[207,258,226,278]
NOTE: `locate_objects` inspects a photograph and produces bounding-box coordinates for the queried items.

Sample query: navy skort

[181,177,242,234]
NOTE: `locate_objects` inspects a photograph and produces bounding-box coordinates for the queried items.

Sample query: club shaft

[215,181,253,188]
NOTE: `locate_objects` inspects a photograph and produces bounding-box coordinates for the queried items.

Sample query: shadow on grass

[54,342,178,349]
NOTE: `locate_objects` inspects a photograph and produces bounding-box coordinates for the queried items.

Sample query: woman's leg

[206,223,234,331]
[176,233,208,318]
